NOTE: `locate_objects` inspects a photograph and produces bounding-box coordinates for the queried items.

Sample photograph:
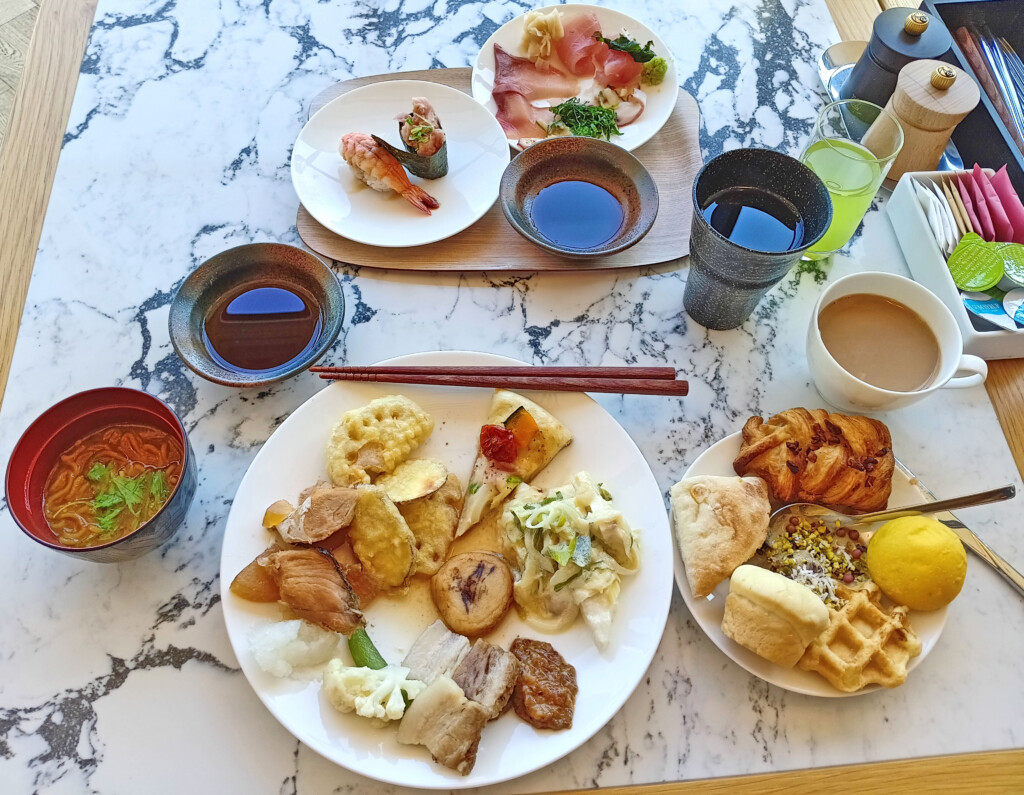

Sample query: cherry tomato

[480,424,517,463]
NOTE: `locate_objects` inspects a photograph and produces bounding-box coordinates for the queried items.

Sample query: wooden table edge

[0,1,1021,791]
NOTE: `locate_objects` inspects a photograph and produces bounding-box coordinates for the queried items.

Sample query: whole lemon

[866,516,966,610]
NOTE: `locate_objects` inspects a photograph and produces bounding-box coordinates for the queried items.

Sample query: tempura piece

[325,395,434,486]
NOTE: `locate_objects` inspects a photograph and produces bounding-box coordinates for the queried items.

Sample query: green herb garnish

[549,98,622,141]
[97,507,123,533]
[406,123,434,144]
[468,482,481,495]
[89,466,173,534]
[545,542,571,567]
[506,475,523,487]
[592,33,657,63]
[87,463,110,482]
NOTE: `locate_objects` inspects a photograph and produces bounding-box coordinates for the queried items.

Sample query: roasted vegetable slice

[503,406,539,448]
[431,551,514,636]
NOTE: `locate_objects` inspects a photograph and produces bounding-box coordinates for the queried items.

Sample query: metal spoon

[770,485,1024,597]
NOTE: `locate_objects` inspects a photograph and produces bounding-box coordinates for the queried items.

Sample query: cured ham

[492,44,579,100]
[494,91,554,138]
[553,11,607,76]
[595,49,644,91]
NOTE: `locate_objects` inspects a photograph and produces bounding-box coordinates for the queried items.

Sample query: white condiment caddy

[886,169,1024,360]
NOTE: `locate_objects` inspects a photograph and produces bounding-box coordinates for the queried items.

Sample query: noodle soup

[43,424,184,547]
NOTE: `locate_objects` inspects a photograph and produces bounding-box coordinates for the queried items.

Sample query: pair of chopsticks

[310,365,688,396]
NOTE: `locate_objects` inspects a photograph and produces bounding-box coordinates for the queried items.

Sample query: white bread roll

[721,565,830,667]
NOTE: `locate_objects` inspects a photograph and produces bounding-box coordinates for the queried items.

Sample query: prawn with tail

[339,132,441,215]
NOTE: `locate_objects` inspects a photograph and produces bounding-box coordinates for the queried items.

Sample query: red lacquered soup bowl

[6,387,197,563]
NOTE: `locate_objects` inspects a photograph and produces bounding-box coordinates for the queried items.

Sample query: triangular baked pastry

[670,475,771,598]
[455,390,572,537]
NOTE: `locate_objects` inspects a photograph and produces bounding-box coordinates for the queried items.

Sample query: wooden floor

[0,0,37,150]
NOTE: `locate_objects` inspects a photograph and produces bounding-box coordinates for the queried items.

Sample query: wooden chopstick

[315,372,688,396]
[309,365,677,379]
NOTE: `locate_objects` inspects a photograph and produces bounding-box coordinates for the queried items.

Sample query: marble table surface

[1,0,1023,792]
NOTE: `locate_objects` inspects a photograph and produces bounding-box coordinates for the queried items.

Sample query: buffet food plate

[291,79,510,248]
[672,432,948,697]
[295,69,701,271]
[471,3,679,152]
[220,350,675,788]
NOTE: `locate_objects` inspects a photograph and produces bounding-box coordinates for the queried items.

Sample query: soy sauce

[203,282,322,373]
[701,187,805,252]
[530,181,624,249]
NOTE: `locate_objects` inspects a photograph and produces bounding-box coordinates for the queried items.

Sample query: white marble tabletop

[1,0,1023,792]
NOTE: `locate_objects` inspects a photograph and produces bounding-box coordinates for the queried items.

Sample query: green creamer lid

[946,233,1005,291]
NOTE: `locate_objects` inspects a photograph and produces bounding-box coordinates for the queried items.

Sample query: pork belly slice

[402,619,470,684]
[452,639,520,720]
[258,547,364,635]
[396,675,489,776]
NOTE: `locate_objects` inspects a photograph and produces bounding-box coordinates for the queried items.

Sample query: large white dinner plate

[471,4,679,151]
[290,80,510,247]
[220,351,674,788]
[672,432,948,697]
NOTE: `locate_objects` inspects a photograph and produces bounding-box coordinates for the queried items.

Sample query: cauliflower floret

[322,661,426,725]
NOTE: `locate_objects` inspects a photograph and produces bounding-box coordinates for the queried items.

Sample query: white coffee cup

[807,272,987,412]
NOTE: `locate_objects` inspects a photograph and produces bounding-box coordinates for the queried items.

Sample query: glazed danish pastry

[732,408,894,512]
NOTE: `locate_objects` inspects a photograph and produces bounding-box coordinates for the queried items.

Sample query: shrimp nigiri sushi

[339,132,440,215]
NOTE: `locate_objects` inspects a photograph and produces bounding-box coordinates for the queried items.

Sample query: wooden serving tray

[296,68,702,271]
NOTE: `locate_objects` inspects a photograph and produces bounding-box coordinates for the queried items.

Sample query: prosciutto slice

[494,91,554,138]
[493,44,579,100]
[554,11,607,76]
[595,49,644,91]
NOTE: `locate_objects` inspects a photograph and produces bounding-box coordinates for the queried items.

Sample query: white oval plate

[672,432,948,697]
[290,80,510,247]
[471,4,679,151]
[220,351,674,788]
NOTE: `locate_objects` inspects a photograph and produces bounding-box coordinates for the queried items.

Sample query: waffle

[798,583,922,692]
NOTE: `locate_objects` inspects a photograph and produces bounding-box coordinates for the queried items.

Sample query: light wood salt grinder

[883,59,980,182]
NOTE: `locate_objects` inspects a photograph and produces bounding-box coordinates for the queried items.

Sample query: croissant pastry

[732,408,894,512]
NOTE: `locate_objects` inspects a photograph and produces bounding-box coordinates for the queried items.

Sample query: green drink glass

[799,99,904,259]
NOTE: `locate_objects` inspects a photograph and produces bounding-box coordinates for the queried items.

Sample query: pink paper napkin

[967,171,996,241]
[958,176,983,237]
[974,164,1014,242]
[991,166,1024,244]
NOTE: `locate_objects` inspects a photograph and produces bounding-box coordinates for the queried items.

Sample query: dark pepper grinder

[840,9,952,107]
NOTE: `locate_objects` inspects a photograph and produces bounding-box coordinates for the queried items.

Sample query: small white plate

[291,80,510,247]
[672,432,948,697]
[471,4,679,152]
[220,350,674,788]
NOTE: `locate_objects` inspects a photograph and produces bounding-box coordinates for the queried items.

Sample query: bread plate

[672,431,948,697]
[471,4,679,152]
[291,80,510,247]
[220,350,674,788]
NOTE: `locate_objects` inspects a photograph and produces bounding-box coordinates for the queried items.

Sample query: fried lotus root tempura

[325,395,434,487]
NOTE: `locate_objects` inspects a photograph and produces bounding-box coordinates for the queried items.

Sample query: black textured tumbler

[683,148,832,331]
